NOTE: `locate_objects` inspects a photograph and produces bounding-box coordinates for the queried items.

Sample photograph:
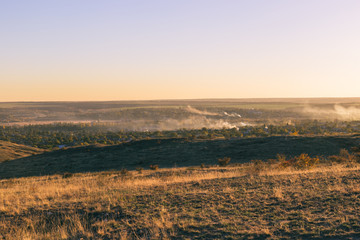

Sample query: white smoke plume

[157,116,241,130]
[224,112,242,118]
[302,105,360,120]
[100,117,248,131]
[185,106,220,116]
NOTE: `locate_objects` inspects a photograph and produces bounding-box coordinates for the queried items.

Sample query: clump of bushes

[112,168,133,180]
[120,168,129,175]
[246,148,360,175]
[277,153,319,170]
[149,165,159,170]
[218,157,231,166]
[62,172,73,179]
[136,167,144,174]
[328,149,358,165]
[249,159,267,175]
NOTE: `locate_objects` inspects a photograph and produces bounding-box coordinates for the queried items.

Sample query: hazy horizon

[2,0,360,101]
[1,97,360,104]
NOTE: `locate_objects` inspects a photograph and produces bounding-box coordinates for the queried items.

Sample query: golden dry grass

[0,140,44,162]
[1,164,360,239]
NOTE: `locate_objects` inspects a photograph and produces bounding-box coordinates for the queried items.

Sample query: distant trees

[0,120,358,149]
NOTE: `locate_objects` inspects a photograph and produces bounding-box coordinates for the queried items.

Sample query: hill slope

[0,140,44,162]
[1,165,360,239]
[0,136,359,179]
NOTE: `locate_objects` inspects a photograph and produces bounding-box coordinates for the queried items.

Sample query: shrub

[116,168,133,179]
[268,154,287,166]
[278,153,319,169]
[120,168,129,175]
[351,146,360,161]
[329,149,358,164]
[218,157,231,166]
[249,159,266,175]
[149,165,159,170]
[136,167,144,174]
[292,154,319,169]
[276,154,287,163]
[62,172,73,179]
[351,146,360,153]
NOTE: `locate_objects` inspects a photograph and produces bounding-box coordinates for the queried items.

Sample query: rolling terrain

[1,99,360,239]
[0,140,44,163]
[0,136,359,179]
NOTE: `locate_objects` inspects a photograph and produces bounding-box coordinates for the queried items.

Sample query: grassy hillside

[1,164,360,239]
[0,136,358,179]
[0,140,44,162]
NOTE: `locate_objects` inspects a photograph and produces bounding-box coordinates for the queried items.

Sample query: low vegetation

[1,120,359,149]
[218,157,231,166]
[0,140,44,162]
[1,149,360,239]
[1,100,360,239]
[1,135,357,179]
[149,165,159,170]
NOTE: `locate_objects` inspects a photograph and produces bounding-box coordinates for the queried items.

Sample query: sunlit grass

[1,163,360,239]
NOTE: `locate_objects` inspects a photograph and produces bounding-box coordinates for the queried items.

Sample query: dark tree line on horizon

[0,120,359,149]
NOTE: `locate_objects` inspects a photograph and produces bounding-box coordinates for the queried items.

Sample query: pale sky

[1,1,360,101]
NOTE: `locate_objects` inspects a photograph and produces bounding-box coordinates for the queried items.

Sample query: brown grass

[1,164,360,239]
[0,140,44,162]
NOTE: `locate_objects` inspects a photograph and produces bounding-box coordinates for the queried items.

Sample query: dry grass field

[0,141,44,163]
[1,163,360,239]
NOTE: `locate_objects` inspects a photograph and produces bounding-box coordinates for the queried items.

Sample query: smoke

[302,105,360,120]
[185,106,220,116]
[185,106,242,118]
[224,112,242,118]
[157,116,241,131]
[94,116,248,132]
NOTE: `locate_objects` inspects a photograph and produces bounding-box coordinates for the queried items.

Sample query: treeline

[0,120,359,149]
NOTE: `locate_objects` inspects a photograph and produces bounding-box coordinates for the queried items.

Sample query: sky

[1,0,360,101]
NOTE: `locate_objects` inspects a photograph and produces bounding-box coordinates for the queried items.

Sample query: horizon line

[1,96,360,103]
